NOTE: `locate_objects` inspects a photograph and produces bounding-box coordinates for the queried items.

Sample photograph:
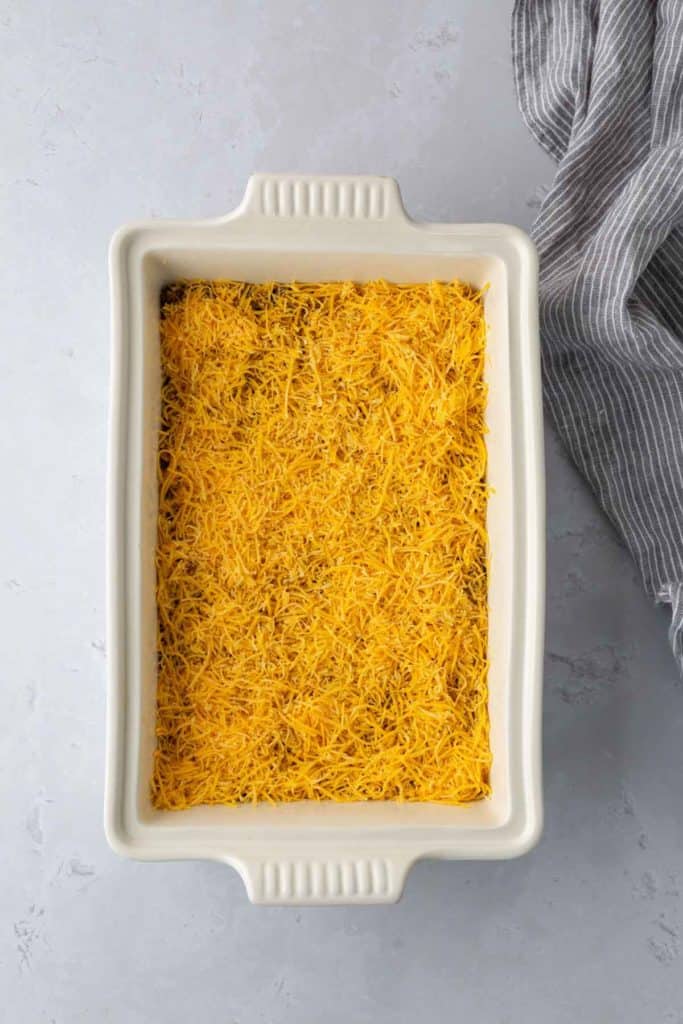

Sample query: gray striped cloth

[512,0,683,670]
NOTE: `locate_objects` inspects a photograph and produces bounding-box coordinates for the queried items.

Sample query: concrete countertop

[2,1,682,1021]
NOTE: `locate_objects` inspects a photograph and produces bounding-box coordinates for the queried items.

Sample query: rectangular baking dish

[106,174,544,904]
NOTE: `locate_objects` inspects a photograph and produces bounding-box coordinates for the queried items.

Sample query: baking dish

[106,174,544,904]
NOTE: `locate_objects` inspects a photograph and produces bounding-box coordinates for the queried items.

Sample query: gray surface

[1,2,681,1022]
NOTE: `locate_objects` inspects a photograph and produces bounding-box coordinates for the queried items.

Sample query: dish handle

[235,173,411,227]
[235,851,414,905]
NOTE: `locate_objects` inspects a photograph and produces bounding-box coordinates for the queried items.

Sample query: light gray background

[2,1,682,1022]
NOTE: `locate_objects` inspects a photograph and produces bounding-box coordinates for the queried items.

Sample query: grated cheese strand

[152,279,491,808]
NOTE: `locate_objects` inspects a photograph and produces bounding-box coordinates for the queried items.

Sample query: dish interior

[121,245,516,842]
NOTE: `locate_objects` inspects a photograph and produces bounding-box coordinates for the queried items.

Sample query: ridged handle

[238,854,410,905]
[239,174,408,224]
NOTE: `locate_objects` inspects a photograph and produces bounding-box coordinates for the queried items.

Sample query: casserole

[106,174,544,904]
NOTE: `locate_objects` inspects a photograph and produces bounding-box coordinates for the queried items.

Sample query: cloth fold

[512,0,683,670]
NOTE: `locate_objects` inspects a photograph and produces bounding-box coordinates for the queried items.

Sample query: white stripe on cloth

[512,0,683,670]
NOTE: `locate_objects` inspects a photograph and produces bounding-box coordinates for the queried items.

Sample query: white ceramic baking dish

[106,174,544,905]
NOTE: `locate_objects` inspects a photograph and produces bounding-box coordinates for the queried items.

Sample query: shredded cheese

[152,279,491,808]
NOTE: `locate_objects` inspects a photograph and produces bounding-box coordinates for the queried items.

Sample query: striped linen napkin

[512,0,683,669]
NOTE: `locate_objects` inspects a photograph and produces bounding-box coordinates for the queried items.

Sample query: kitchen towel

[512,0,683,669]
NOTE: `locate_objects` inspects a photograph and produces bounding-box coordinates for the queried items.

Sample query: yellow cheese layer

[153,279,490,808]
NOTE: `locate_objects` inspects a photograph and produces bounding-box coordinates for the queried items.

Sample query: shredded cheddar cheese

[152,279,490,808]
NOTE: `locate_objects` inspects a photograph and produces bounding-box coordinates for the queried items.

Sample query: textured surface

[154,280,490,808]
[1,1,682,1022]
[256,858,394,904]
[252,175,396,218]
